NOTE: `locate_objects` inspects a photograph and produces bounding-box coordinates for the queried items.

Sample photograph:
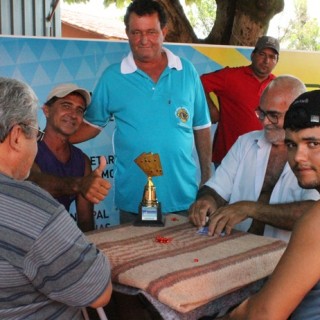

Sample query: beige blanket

[86,214,286,313]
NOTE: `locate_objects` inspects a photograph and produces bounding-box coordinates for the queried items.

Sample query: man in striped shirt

[0,77,112,319]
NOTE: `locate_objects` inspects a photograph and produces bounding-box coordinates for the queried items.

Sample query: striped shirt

[0,173,111,319]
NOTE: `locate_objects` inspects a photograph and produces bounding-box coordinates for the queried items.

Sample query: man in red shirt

[201,36,279,166]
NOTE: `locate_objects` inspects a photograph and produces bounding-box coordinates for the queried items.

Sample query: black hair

[124,0,168,29]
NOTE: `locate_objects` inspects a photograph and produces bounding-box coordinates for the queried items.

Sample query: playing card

[196,226,226,237]
[196,226,209,235]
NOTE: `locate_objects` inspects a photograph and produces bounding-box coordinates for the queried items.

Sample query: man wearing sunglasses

[28,84,111,231]
[189,75,320,241]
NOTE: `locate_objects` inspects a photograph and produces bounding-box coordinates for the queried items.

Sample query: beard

[264,126,285,144]
[298,180,320,190]
[292,165,320,190]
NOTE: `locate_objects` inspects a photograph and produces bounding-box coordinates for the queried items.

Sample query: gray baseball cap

[254,36,280,55]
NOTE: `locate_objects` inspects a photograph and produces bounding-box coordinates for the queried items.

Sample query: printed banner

[1,36,319,228]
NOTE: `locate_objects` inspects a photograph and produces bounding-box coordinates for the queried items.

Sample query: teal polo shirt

[85,48,210,213]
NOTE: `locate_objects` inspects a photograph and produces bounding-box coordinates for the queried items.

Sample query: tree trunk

[161,0,284,46]
[205,0,236,44]
[229,0,284,46]
[160,0,198,43]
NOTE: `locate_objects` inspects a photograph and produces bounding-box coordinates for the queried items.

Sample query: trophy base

[134,203,165,227]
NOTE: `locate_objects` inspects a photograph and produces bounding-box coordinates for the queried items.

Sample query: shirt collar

[121,47,183,74]
[245,65,256,76]
[256,130,270,148]
[246,65,274,81]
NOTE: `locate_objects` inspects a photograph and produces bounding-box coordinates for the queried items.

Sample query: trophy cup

[134,152,164,226]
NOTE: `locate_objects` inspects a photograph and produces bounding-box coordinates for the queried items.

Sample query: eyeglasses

[255,106,284,125]
[20,123,45,142]
[0,123,45,143]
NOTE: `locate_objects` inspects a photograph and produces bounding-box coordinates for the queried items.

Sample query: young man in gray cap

[219,90,320,320]
[28,83,111,231]
[201,35,280,167]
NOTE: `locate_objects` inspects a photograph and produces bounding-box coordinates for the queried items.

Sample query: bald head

[261,75,306,110]
[258,75,306,145]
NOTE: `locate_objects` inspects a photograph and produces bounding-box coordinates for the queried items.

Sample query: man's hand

[207,201,256,236]
[188,195,217,228]
[80,156,111,204]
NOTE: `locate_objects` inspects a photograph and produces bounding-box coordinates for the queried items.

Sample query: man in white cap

[201,35,280,167]
[28,83,111,231]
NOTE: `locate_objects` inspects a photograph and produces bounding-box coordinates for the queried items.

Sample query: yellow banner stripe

[193,45,320,90]
[195,45,250,67]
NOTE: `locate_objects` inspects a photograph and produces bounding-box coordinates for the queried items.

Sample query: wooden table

[86,214,286,319]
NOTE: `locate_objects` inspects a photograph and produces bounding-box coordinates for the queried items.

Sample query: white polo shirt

[206,130,320,242]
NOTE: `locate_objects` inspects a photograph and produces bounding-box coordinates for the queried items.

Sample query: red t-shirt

[201,66,275,164]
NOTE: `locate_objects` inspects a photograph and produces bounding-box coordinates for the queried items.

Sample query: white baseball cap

[46,83,91,107]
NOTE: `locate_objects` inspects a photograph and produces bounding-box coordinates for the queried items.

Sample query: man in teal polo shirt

[71,0,212,223]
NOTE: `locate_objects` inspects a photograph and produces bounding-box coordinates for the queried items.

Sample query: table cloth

[86,214,286,314]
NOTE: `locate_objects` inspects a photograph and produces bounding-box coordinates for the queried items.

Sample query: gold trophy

[134,152,164,226]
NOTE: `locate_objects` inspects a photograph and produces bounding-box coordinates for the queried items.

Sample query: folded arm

[204,91,220,124]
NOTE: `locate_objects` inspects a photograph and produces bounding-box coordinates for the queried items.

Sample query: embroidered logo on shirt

[176,107,189,123]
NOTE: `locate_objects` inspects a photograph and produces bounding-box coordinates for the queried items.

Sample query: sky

[268,0,320,38]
